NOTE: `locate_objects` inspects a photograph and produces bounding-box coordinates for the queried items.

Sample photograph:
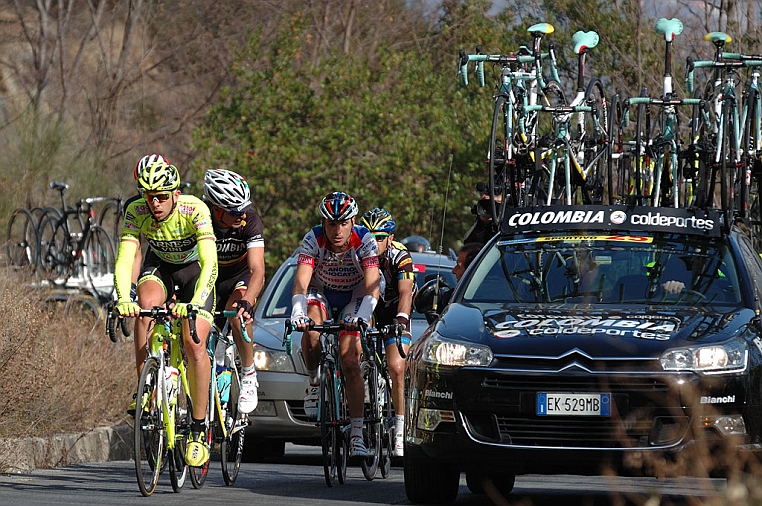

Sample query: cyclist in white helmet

[291,191,380,458]
[203,168,264,414]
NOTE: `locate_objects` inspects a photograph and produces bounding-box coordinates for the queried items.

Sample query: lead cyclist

[114,160,217,468]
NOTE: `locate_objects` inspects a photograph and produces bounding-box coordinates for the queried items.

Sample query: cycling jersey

[114,194,217,307]
[374,240,416,325]
[297,225,379,293]
[214,213,265,280]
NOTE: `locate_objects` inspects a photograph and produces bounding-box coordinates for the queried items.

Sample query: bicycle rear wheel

[169,375,190,493]
[83,225,116,300]
[378,369,393,479]
[98,199,123,245]
[488,93,511,216]
[320,359,339,486]
[581,77,609,204]
[6,208,38,269]
[361,361,381,480]
[221,360,244,485]
[134,357,164,497]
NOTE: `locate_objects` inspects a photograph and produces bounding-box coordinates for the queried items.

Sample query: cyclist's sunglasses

[143,191,173,203]
[214,205,245,218]
[373,233,390,241]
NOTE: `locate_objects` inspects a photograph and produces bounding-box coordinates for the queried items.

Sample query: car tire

[466,470,516,496]
[404,454,459,504]
[243,437,286,462]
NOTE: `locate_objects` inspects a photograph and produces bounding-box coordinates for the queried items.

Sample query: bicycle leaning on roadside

[107,304,201,496]
[188,310,251,488]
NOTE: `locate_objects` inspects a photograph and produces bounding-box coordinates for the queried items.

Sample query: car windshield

[462,233,742,307]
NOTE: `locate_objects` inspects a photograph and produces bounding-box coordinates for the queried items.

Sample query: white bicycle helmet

[203,169,252,212]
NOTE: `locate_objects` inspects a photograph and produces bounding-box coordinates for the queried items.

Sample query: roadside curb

[0,424,132,473]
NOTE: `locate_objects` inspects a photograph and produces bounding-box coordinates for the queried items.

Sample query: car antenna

[433,153,454,314]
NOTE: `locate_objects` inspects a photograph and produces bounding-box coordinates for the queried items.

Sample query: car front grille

[286,401,311,422]
[462,373,691,449]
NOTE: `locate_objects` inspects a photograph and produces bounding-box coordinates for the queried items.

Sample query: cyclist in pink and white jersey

[291,191,380,458]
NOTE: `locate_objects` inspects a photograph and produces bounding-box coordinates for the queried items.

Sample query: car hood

[252,317,290,350]
[434,302,756,357]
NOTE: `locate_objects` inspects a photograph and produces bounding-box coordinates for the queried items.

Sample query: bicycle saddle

[49,181,69,191]
[705,31,732,46]
[655,18,683,42]
[572,30,599,54]
[527,23,554,36]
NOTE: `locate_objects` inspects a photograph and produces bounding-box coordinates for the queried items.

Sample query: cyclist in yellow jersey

[113,160,217,468]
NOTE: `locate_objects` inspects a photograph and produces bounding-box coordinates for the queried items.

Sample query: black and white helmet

[203,169,252,212]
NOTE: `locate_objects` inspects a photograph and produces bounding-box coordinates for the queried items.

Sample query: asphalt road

[0,444,736,506]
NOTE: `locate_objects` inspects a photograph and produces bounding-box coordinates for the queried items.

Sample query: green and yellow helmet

[137,159,180,192]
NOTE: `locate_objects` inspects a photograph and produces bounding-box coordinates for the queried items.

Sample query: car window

[463,234,741,307]
[262,263,296,318]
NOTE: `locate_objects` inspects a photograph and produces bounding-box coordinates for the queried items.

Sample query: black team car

[404,205,762,503]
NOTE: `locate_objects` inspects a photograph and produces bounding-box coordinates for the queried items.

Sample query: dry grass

[0,271,133,438]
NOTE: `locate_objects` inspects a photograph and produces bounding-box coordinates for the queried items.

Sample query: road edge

[0,424,131,473]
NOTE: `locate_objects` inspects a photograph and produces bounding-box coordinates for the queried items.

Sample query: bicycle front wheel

[134,357,164,497]
[221,356,244,485]
[37,217,71,284]
[169,368,190,492]
[6,208,38,269]
[361,361,381,481]
[379,370,393,479]
[320,359,339,487]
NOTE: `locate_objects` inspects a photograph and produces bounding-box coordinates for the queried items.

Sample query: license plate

[536,392,611,416]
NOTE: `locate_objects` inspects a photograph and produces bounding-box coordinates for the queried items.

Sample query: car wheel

[243,437,286,462]
[466,470,516,496]
[404,455,459,504]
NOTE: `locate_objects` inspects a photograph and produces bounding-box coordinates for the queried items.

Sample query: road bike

[284,315,354,487]
[359,323,406,481]
[459,22,563,218]
[684,31,762,229]
[617,18,705,209]
[37,182,116,300]
[189,310,251,488]
[107,305,202,496]
[526,30,610,206]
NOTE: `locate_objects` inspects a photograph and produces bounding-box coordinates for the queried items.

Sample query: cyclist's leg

[339,293,370,457]
[172,261,215,466]
[134,251,170,376]
[221,274,258,413]
[384,335,411,456]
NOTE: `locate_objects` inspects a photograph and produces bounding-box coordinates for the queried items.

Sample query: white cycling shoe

[238,371,259,414]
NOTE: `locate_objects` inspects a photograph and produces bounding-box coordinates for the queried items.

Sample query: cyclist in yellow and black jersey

[360,208,416,458]
[114,160,217,468]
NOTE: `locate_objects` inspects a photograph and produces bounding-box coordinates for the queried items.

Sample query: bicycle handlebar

[366,323,408,359]
[282,318,371,356]
[214,309,251,343]
[458,50,549,87]
[106,305,200,344]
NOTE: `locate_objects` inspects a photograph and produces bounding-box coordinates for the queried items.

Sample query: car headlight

[660,339,748,374]
[253,346,295,372]
[422,336,493,367]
